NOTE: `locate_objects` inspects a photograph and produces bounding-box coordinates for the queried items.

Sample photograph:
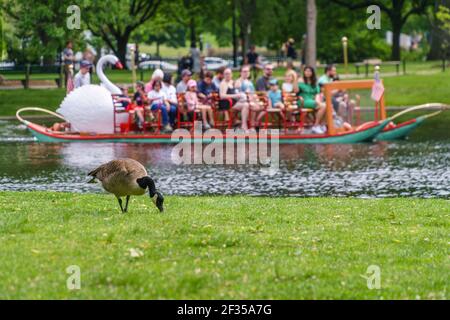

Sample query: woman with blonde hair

[282,69,299,93]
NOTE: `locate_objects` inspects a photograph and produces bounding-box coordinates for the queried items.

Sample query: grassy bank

[0,192,448,299]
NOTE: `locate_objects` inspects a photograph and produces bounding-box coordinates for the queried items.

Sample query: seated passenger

[219,68,251,131]
[128,82,147,129]
[161,74,178,128]
[212,67,225,89]
[282,69,299,94]
[255,63,274,92]
[185,80,215,130]
[333,111,353,132]
[298,66,327,134]
[198,71,218,105]
[133,81,148,107]
[145,69,164,93]
[235,65,263,128]
[318,64,336,86]
[50,122,70,132]
[115,86,132,110]
[147,80,173,133]
[176,69,192,94]
[256,79,286,125]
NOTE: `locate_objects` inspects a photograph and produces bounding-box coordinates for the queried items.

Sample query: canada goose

[88,158,164,213]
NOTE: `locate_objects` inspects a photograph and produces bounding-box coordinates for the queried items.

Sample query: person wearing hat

[176,69,192,94]
[185,79,215,130]
[256,78,286,126]
[74,60,92,88]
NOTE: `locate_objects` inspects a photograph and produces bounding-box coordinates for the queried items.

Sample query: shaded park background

[0,0,449,67]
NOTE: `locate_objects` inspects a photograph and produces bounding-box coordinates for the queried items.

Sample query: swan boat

[16,57,446,144]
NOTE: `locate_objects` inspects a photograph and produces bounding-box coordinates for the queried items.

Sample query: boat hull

[375,117,424,141]
[26,120,389,144]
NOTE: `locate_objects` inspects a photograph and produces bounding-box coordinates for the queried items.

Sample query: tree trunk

[0,8,3,60]
[391,19,402,61]
[428,0,448,60]
[190,17,196,48]
[116,35,129,67]
[306,0,317,67]
[232,0,238,67]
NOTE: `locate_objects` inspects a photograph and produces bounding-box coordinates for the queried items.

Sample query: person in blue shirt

[256,78,286,125]
[198,71,218,105]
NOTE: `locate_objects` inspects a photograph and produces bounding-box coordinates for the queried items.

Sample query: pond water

[0,120,449,198]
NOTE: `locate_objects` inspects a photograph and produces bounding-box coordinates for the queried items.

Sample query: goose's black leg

[117,197,124,213]
[124,195,130,213]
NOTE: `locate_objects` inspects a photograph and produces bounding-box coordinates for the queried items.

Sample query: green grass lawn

[0,192,448,299]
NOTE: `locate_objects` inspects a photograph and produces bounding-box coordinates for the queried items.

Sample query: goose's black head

[153,191,164,212]
[136,176,164,212]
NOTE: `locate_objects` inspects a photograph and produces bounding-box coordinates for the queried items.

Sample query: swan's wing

[57,85,117,134]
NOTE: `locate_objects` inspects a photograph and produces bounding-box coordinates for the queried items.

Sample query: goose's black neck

[136,176,157,197]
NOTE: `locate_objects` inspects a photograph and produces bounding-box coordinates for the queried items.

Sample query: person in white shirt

[162,74,178,127]
[147,80,173,132]
[73,60,92,88]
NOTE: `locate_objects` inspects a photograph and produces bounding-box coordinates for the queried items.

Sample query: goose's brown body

[89,159,147,197]
[88,158,164,213]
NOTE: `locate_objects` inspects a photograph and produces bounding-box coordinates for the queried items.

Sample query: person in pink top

[184,79,215,130]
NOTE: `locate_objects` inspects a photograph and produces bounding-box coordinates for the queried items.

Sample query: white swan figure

[97,55,123,95]
[57,55,126,134]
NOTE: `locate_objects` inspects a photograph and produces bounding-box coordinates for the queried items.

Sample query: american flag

[66,74,74,94]
[371,71,384,102]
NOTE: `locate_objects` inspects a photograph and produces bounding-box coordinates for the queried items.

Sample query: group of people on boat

[112,61,355,135]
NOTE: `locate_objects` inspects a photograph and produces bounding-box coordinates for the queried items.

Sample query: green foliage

[0,192,448,299]
[437,5,450,31]
[436,4,450,53]
[82,0,161,64]
[1,0,83,64]
[0,7,3,59]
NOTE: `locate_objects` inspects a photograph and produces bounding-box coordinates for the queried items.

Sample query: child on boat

[256,79,286,125]
[122,83,145,130]
[185,79,215,130]
[133,81,148,107]
[115,86,132,110]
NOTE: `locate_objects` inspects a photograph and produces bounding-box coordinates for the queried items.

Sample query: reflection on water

[0,120,449,198]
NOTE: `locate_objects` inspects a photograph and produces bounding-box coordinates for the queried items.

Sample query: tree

[1,0,81,64]
[84,0,162,64]
[436,3,450,57]
[0,7,3,60]
[236,0,257,60]
[306,0,317,66]
[331,0,434,60]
